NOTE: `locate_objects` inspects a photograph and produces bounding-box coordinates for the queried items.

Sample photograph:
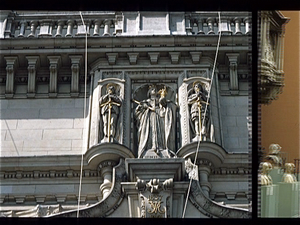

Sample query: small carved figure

[187,81,209,141]
[260,162,273,186]
[99,83,122,143]
[134,85,176,158]
[282,163,297,183]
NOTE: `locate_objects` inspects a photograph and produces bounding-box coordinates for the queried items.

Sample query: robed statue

[134,85,176,158]
[188,81,209,142]
[99,83,122,143]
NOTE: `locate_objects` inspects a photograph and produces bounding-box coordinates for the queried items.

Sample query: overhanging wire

[77,11,88,218]
[182,11,222,218]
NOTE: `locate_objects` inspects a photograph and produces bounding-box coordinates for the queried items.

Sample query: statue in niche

[99,83,122,143]
[187,81,209,142]
[134,84,176,158]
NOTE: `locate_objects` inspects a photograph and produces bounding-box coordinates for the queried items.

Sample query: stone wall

[1,98,88,157]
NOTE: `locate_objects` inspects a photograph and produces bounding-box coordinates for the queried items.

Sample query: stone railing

[1,11,251,39]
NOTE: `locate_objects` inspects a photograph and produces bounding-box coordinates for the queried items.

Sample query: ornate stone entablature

[259,11,289,104]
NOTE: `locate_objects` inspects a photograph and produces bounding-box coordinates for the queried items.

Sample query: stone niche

[88,68,221,157]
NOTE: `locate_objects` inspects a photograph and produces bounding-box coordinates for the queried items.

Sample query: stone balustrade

[2,11,251,39]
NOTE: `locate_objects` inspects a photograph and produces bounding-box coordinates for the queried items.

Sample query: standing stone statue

[187,81,209,142]
[134,85,176,158]
[99,83,122,143]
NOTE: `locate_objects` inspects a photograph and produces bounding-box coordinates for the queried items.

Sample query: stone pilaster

[226,53,239,93]
[47,56,61,97]
[69,55,82,97]
[4,56,18,98]
[26,56,40,98]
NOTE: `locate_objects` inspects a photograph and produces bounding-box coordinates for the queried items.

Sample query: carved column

[226,53,239,92]
[207,17,215,34]
[93,19,101,36]
[103,20,111,36]
[55,20,65,37]
[244,17,251,34]
[99,161,116,199]
[47,56,61,97]
[26,56,39,98]
[65,20,74,37]
[185,15,192,35]
[196,18,205,34]
[18,20,27,37]
[28,21,38,37]
[4,56,18,98]
[234,18,242,34]
[69,55,82,97]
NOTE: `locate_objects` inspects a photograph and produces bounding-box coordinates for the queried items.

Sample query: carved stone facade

[0,11,251,218]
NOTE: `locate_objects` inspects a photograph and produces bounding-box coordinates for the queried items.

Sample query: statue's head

[147,84,157,97]
[285,163,295,174]
[193,81,204,93]
[269,143,281,154]
[106,83,117,94]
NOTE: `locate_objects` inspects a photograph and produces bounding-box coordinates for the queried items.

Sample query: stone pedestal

[122,158,189,218]
[261,185,279,217]
[269,168,283,184]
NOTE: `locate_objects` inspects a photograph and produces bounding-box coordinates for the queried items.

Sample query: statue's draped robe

[135,98,175,158]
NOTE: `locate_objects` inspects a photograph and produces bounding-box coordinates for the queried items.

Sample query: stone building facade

[0,11,251,218]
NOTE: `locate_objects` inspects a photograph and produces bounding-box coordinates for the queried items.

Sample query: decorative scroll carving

[187,81,210,142]
[134,84,176,158]
[99,83,123,143]
[189,179,250,218]
[53,158,126,217]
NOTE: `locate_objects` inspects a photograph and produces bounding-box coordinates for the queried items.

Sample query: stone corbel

[148,52,160,64]
[4,56,18,98]
[190,52,202,64]
[127,53,139,65]
[47,56,61,97]
[26,56,40,98]
[106,53,118,65]
[69,55,82,97]
[226,53,239,94]
[169,52,180,64]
